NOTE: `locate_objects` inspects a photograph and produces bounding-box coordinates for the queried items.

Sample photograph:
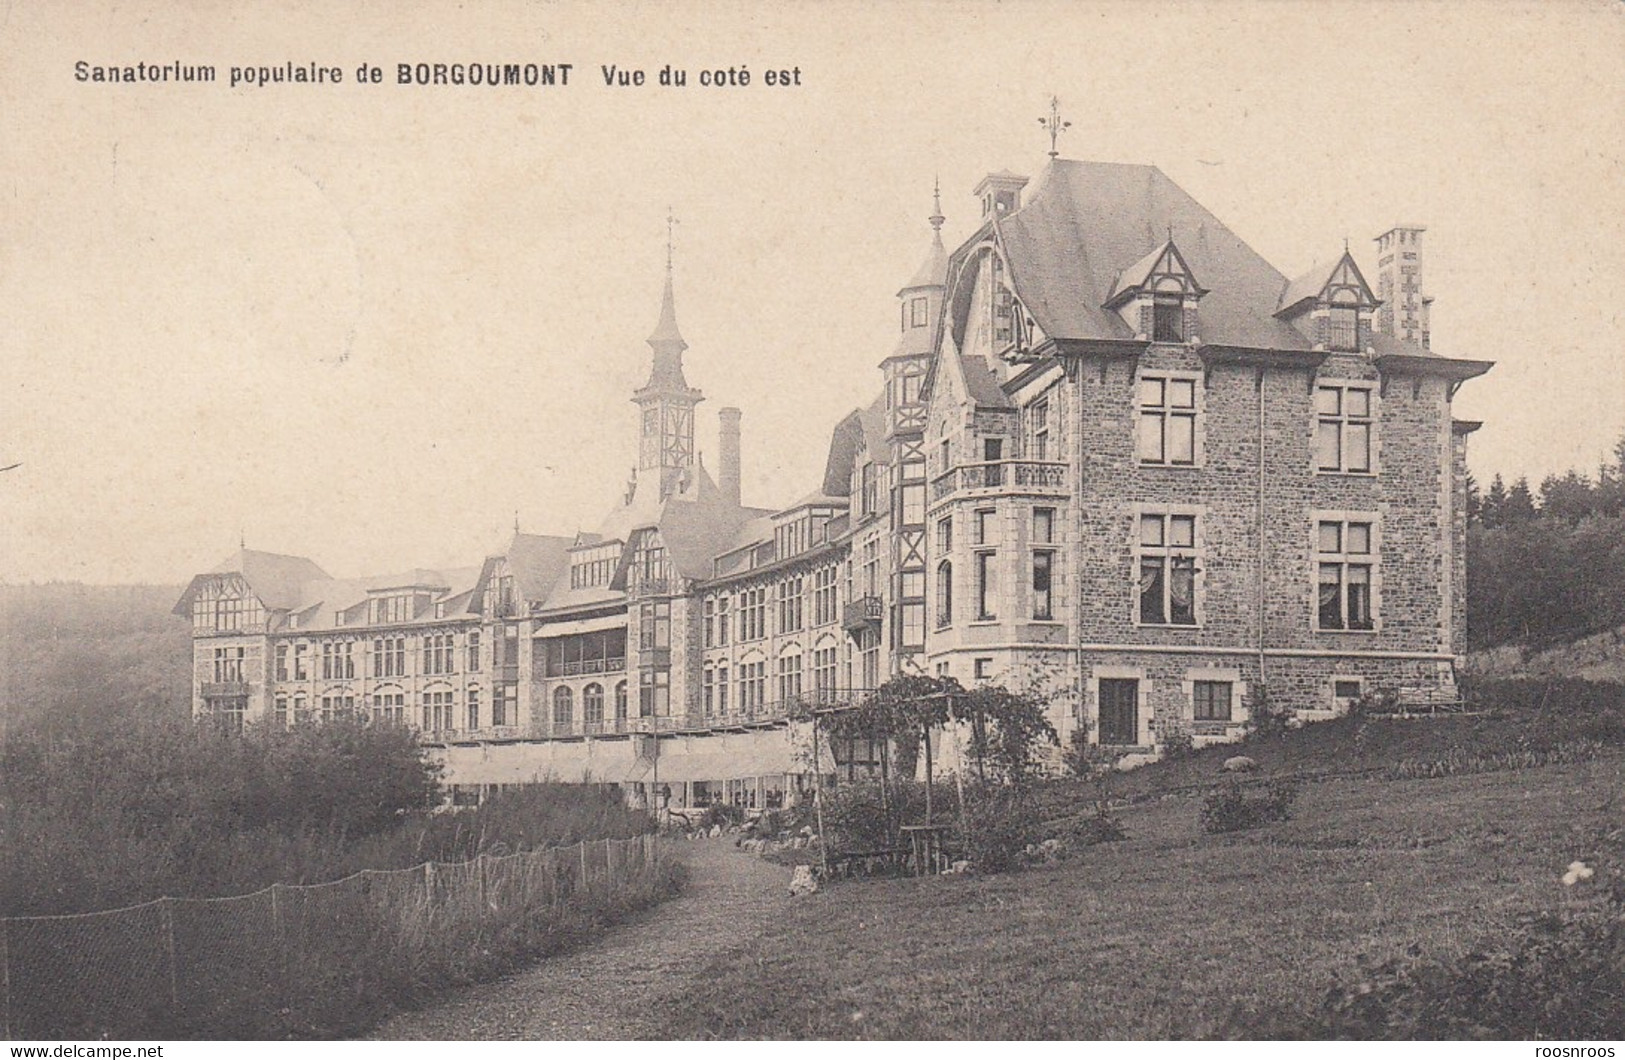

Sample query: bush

[1159,726,1195,760]
[1052,808,1127,847]
[1200,779,1298,834]
[1243,684,1292,742]
[819,780,928,855]
[956,784,1041,874]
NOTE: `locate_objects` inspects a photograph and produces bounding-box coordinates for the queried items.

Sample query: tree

[1504,477,1537,523]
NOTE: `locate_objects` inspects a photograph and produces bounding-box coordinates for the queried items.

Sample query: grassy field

[653,751,1623,1039]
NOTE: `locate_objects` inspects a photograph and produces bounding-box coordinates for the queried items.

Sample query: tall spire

[929,175,945,238]
[647,207,687,352]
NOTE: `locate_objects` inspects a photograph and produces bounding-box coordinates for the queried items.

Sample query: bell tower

[633,212,704,500]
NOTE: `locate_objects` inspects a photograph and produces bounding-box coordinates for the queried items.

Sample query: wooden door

[1098,678,1139,745]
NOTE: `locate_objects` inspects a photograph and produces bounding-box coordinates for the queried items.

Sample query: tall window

[714,665,728,715]
[583,683,604,725]
[1029,398,1051,460]
[777,653,803,703]
[974,508,996,545]
[372,691,405,726]
[812,646,837,696]
[1317,517,1376,630]
[1328,300,1360,352]
[1032,551,1054,621]
[975,551,997,621]
[703,597,717,647]
[639,601,671,651]
[812,566,838,627]
[466,689,480,730]
[716,595,730,645]
[466,630,481,672]
[1033,507,1054,544]
[553,686,573,730]
[936,515,953,552]
[738,588,767,641]
[909,296,929,329]
[1152,293,1184,343]
[778,577,804,633]
[860,463,877,516]
[293,643,308,681]
[639,669,670,717]
[1139,513,1198,626]
[1138,375,1197,465]
[423,691,453,732]
[373,637,406,678]
[614,681,629,722]
[213,646,244,683]
[1316,384,1374,473]
[703,666,716,716]
[274,645,288,682]
[423,634,454,675]
[935,561,953,629]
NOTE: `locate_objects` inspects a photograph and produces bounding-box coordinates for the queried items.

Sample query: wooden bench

[1390,685,1469,715]
[826,848,909,877]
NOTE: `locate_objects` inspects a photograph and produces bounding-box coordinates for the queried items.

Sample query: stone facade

[176,154,1492,789]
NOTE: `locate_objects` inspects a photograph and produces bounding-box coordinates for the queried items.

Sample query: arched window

[583,683,604,725]
[553,686,573,731]
[614,681,628,722]
[936,560,953,629]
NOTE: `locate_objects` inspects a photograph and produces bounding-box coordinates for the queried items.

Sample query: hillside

[0,582,190,729]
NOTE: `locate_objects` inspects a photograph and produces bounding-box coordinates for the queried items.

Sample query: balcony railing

[841,596,884,632]
[540,690,877,738]
[929,459,1069,503]
[553,657,627,677]
[201,681,249,697]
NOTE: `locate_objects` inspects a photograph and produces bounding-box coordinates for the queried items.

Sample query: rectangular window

[910,296,928,328]
[777,653,803,703]
[467,630,481,672]
[974,509,996,546]
[1152,294,1184,343]
[975,550,997,621]
[936,515,953,552]
[293,643,308,681]
[1032,550,1054,620]
[900,602,925,649]
[1316,385,1374,473]
[1193,680,1233,722]
[1138,375,1197,466]
[900,483,925,526]
[466,689,480,730]
[813,566,839,627]
[813,647,838,694]
[717,663,729,714]
[1138,512,1198,626]
[640,601,671,651]
[974,657,992,682]
[1316,517,1376,630]
[1030,398,1050,461]
[778,577,804,634]
[703,597,716,648]
[274,645,288,682]
[717,595,731,645]
[1328,306,1359,352]
[1033,507,1054,544]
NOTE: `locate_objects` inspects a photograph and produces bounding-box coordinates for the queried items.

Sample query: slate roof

[991,159,1313,352]
[173,549,331,616]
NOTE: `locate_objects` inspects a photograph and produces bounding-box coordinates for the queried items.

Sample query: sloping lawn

[652,755,1623,1039]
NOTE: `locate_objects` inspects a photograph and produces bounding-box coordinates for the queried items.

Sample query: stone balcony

[929,459,1069,504]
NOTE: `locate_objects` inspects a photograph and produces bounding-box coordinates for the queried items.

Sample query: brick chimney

[718,407,742,507]
[973,171,1029,219]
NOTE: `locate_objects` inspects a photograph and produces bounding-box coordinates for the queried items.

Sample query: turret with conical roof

[888,179,950,364]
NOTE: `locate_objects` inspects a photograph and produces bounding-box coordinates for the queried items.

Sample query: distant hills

[0,583,190,730]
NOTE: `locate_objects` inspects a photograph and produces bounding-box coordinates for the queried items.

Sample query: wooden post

[812,710,829,878]
[923,723,934,826]
[1,918,11,1039]
[163,899,179,1013]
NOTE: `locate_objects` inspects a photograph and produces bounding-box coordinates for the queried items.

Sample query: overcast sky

[2,0,1622,585]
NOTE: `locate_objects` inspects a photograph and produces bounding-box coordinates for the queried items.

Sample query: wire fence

[0,833,662,1039]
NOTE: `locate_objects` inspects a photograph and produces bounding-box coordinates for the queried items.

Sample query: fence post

[604,837,614,889]
[162,899,179,1015]
[579,841,589,894]
[476,855,486,915]
[1,917,11,1040]
[270,884,285,1026]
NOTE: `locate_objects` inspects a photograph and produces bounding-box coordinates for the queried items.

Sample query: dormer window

[1328,295,1360,352]
[1104,239,1207,343]
[909,297,929,329]
[1152,293,1184,343]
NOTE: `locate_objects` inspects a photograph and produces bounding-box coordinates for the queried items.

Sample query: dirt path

[370,837,789,1040]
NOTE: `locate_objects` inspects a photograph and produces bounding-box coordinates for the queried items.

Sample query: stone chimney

[1374,225,1431,348]
[718,407,742,507]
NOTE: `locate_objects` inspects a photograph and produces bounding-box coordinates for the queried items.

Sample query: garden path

[369,836,788,1040]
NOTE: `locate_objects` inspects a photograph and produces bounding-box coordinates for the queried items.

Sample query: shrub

[1159,726,1195,760]
[1243,684,1292,742]
[1200,779,1298,834]
[956,784,1041,874]
[819,780,929,855]
[1052,807,1127,847]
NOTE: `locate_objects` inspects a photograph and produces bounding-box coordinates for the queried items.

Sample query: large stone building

[174,151,1491,803]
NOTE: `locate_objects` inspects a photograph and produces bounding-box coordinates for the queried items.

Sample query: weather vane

[1038,95,1071,158]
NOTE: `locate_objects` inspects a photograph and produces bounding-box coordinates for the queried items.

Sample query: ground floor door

[1098,678,1139,745]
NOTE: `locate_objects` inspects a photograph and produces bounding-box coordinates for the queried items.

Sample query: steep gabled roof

[1278,250,1378,318]
[173,548,331,615]
[501,533,574,603]
[990,159,1312,352]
